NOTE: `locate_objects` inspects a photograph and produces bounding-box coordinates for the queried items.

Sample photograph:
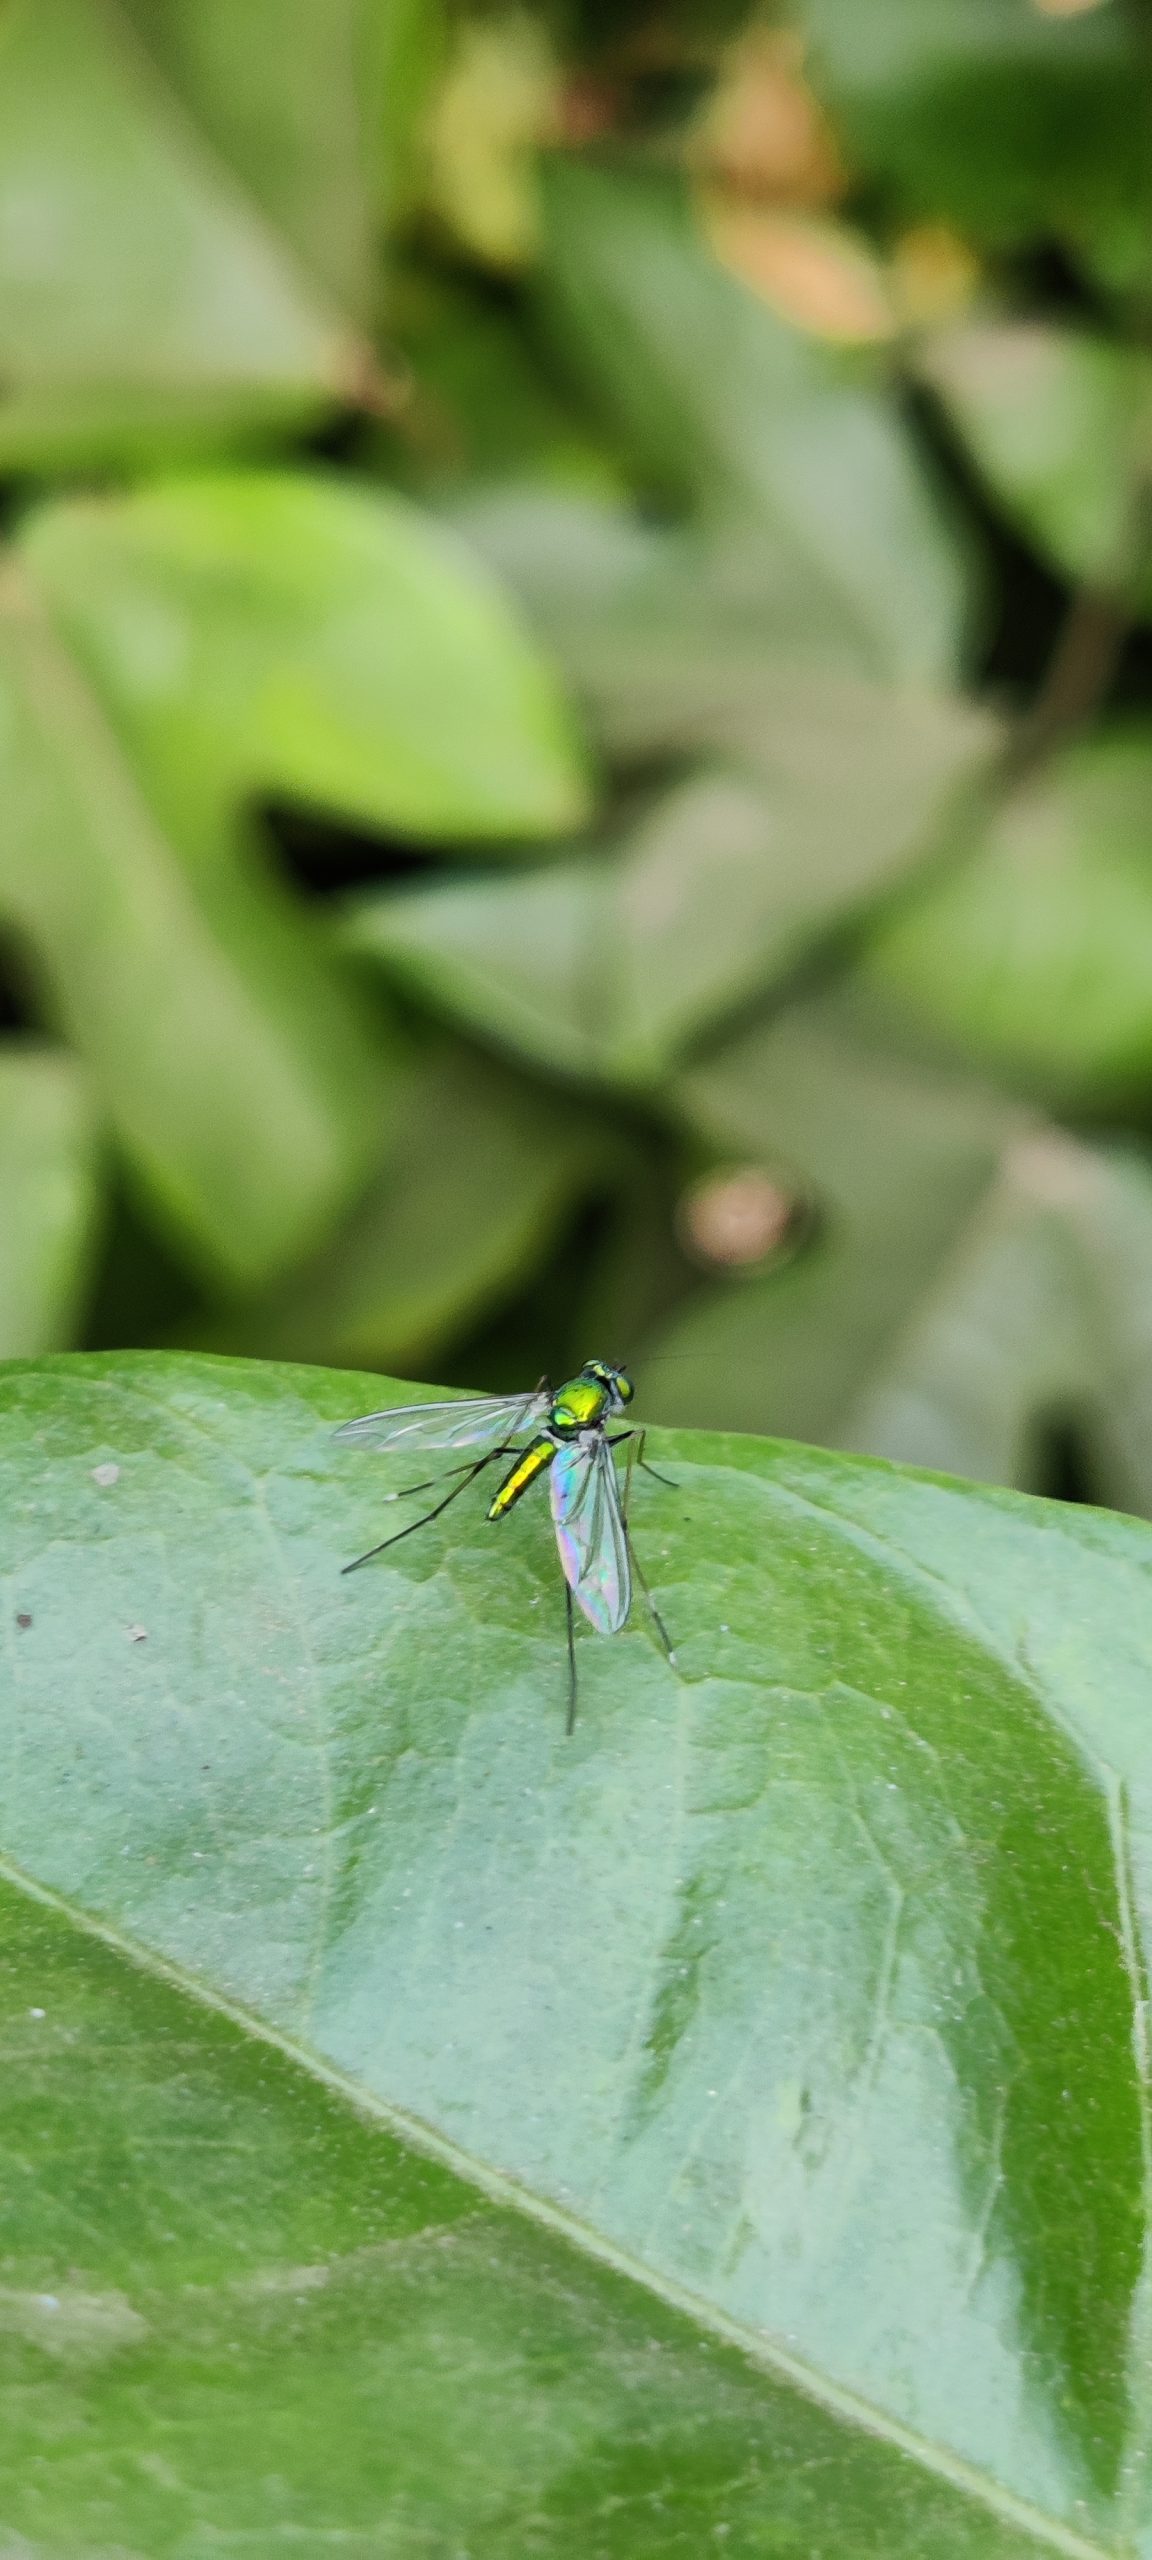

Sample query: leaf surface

[858,730,1152,1104]
[643,999,1152,1516]
[2,1349,1152,2547]
[343,683,991,1080]
[0,0,363,467]
[0,472,586,1286]
[920,321,1152,596]
[539,159,970,686]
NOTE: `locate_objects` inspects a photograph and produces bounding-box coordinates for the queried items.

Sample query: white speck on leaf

[126,1625,148,1643]
[92,1463,120,1488]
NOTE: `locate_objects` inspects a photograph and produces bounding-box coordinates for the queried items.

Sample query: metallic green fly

[334,1359,676,1731]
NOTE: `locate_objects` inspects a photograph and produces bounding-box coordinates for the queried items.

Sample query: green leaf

[342,682,993,1079]
[119,0,398,320]
[858,730,1152,1104]
[0,0,367,469]
[0,469,586,1287]
[797,0,1150,286]
[920,320,1152,595]
[456,484,935,748]
[0,1044,98,1355]
[641,996,1023,1440]
[3,1346,1152,2548]
[193,1041,610,1369]
[0,546,385,1290]
[23,469,590,845]
[0,1886,1067,2557]
[538,160,970,686]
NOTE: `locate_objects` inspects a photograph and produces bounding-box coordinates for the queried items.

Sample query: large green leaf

[343,682,992,1080]
[23,470,590,846]
[538,160,970,687]
[2,1348,1152,2548]
[119,0,423,320]
[0,1888,1067,2558]
[0,0,367,468]
[858,731,1152,1105]
[0,545,384,1291]
[0,1044,98,1355]
[0,471,585,1287]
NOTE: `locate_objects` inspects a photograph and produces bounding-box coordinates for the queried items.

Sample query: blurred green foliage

[7,0,1152,1512]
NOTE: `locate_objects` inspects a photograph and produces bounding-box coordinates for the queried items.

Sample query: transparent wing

[333,1388,548,1456]
[550,1435,631,1635]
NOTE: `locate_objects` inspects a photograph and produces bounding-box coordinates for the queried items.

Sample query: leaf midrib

[0,1843,1114,2560]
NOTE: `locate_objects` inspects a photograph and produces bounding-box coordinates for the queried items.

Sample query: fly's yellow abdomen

[487,1435,554,1519]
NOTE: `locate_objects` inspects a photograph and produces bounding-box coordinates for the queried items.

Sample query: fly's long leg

[565,1581,578,1736]
[341,1443,511,1575]
[620,1429,677,1667]
[607,1428,677,1491]
[388,1459,481,1502]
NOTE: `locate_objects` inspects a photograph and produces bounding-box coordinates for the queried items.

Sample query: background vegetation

[7,0,1152,1501]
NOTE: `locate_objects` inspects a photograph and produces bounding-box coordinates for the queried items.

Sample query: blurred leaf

[641,997,1021,1443]
[24,469,590,845]
[342,682,994,1079]
[195,1041,610,1369]
[797,0,1150,286]
[858,730,1152,1104]
[0,465,587,1289]
[382,271,619,495]
[0,0,368,469]
[836,1130,1152,1518]
[0,549,385,1289]
[538,159,970,685]
[374,0,449,232]
[455,485,902,745]
[700,200,896,345]
[0,1045,98,1354]
[920,319,1152,594]
[690,22,846,210]
[644,991,1152,1515]
[4,1350,1152,2545]
[423,9,559,270]
[120,0,392,319]
[0,1872,1047,2559]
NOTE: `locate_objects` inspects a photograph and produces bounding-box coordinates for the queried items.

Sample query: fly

[334,1359,675,1732]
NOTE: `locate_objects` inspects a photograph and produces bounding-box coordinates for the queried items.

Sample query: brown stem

[1007,585,1132,780]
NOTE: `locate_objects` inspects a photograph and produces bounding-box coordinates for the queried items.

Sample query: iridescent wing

[334,1387,548,1456]
[550,1434,630,1634]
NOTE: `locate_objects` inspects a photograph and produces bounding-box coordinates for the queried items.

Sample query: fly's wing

[550,1436,631,1634]
[333,1389,547,1456]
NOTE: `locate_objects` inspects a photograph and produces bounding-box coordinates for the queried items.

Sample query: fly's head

[582,1358,634,1417]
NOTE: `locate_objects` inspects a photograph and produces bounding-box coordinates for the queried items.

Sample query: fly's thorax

[551,1361,634,1438]
[550,1376,609,1437]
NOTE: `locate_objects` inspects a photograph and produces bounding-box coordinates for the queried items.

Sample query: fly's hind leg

[619,1430,677,1668]
[341,1443,512,1575]
[608,1426,677,1491]
[564,1581,578,1736]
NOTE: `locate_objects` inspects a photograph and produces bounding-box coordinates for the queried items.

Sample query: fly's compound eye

[615,1370,635,1406]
